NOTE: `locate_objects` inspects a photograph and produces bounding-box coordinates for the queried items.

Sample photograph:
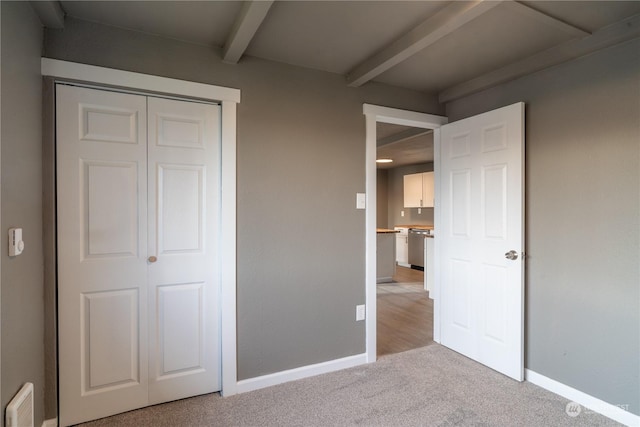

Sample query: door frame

[363,104,447,362]
[41,59,241,396]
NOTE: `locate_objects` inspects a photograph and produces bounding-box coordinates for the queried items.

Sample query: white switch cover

[356,304,366,321]
[418,208,422,214]
[401,210,405,217]
[8,228,24,256]
[356,193,366,210]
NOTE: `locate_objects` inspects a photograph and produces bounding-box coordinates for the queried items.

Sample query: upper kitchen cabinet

[403,172,434,208]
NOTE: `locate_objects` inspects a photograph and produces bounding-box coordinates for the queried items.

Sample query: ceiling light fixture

[376,158,393,163]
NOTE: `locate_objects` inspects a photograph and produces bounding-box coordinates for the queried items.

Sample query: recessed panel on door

[482,265,508,344]
[83,160,139,259]
[450,132,471,158]
[80,104,139,144]
[157,165,205,254]
[157,114,205,149]
[451,170,471,237]
[82,289,140,393]
[482,123,507,152]
[482,164,507,240]
[156,283,205,379]
[450,259,471,330]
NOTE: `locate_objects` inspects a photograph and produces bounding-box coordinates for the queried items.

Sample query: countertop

[394,224,434,230]
[376,228,400,234]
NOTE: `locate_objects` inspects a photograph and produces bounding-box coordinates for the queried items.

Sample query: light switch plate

[356,193,366,210]
[356,304,366,321]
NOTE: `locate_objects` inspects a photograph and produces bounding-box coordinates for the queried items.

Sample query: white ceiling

[47,0,638,170]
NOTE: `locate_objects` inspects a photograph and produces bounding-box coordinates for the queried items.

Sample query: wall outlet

[418,208,422,214]
[401,210,405,217]
[356,304,366,321]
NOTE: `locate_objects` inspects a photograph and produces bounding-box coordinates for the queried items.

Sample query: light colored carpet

[78,344,620,427]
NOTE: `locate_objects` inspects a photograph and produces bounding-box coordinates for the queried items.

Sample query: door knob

[505,250,518,261]
[148,256,158,263]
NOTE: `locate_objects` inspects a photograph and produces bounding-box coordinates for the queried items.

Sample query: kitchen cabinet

[377,231,396,283]
[394,227,409,267]
[403,171,434,208]
[425,236,435,297]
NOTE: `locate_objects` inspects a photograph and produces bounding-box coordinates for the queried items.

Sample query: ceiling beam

[223,1,274,64]
[377,128,432,147]
[504,1,590,38]
[30,1,65,29]
[439,13,640,103]
[346,0,504,87]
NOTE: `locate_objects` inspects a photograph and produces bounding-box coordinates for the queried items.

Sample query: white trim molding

[41,58,240,397]
[236,353,367,394]
[220,100,238,396]
[526,369,640,427]
[41,58,241,103]
[362,104,447,363]
[42,418,58,427]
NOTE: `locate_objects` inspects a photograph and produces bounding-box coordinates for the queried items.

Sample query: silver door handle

[148,256,158,263]
[505,250,518,261]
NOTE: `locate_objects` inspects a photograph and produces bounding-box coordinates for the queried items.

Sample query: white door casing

[363,104,448,362]
[57,85,221,425]
[439,102,525,381]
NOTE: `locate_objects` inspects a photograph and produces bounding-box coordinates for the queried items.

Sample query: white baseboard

[236,353,368,394]
[525,369,639,427]
[42,418,58,427]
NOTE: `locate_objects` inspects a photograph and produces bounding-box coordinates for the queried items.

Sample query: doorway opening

[375,122,435,357]
[365,102,526,381]
[363,104,447,363]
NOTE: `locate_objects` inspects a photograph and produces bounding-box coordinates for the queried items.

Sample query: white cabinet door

[57,85,221,426]
[439,102,524,381]
[425,237,435,295]
[422,171,434,208]
[394,227,409,267]
[404,172,434,208]
[403,173,423,207]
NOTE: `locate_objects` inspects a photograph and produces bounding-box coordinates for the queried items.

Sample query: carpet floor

[78,344,620,427]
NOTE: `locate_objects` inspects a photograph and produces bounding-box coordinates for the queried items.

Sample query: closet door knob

[148,256,158,263]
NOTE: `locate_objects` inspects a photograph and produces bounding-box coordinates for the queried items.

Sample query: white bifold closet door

[57,84,220,426]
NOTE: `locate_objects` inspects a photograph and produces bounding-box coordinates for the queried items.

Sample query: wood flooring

[377,266,433,357]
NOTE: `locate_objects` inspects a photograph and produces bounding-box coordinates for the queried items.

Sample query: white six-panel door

[439,102,525,381]
[147,97,220,402]
[57,85,220,426]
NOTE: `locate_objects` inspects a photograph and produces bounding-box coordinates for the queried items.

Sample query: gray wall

[44,17,443,384]
[1,2,44,426]
[385,163,434,228]
[446,39,640,416]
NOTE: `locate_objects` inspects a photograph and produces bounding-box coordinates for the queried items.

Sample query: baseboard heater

[6,382,34,427]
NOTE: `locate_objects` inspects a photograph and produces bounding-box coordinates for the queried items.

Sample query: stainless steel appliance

[408,228,430,269]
